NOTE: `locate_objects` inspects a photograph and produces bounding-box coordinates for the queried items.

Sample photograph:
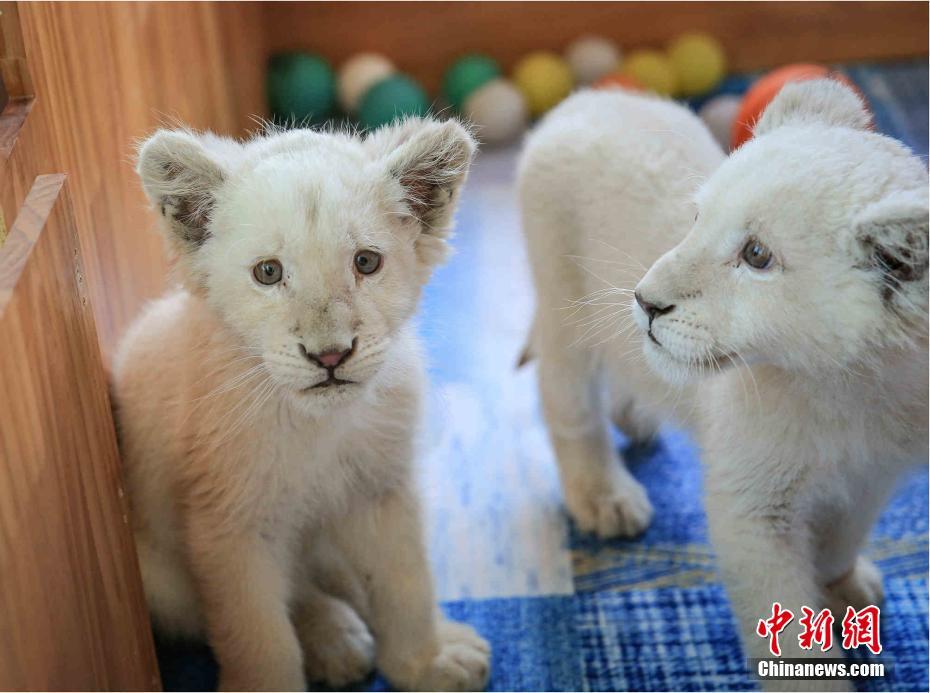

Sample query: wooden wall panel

[3,1,266,364]
[0,175,159,691]
[0,3,267,686]
[264,1,929,94]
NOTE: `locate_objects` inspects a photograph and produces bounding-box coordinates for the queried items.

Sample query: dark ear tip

[136,128,225,251]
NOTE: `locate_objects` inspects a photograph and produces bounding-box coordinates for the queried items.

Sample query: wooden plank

[0,96,31,160]
[264,1,929,94]
[2,2,266,365]
[0,175,159,691]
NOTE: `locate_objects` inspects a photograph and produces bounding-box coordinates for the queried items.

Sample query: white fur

[519,82,927,688]
[115,119,490,691]
[518,89,725,538]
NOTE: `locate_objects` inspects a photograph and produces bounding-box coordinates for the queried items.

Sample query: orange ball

[593,72,644,92]
[731,64,863,150]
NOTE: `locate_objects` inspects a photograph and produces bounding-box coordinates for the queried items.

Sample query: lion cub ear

[371,118,477,266]
[754,78,871,138]
[854,188,929,301]
[137,130,228,250]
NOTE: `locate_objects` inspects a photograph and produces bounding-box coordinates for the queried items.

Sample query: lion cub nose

[299,340,355,369]
[634,291,676,322]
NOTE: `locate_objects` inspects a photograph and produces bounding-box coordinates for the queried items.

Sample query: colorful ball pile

[594,32,727,98]
[269,50,432,130]
[267,40,870,165]
[443,55,501,112]
[338,53,395,113]
[336,53,430,130]
[442,55,528,145]
[266,33,734,146]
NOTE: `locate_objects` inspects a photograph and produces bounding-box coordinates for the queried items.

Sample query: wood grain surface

[264,1,929,93]
[1,1,266,364]
[0,175,159,691]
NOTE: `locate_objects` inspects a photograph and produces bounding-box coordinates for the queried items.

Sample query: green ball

[357,75,430,129]
[442,55,501,112]
[267,52,336,125]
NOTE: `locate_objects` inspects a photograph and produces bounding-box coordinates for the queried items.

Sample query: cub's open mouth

[304,376,357,392]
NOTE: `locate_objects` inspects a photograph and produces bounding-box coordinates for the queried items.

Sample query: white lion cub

[521,79,927,683]
[114,119,490,691]
[634,80,927,675]
[518,89,725,537]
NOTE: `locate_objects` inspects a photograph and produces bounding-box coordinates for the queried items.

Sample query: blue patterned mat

[157,60,929,692]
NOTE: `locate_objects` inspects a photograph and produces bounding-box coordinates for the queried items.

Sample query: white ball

[463,78,528,146]
[338,53,395,113]
[698,94,742,151]
[565,35,621,85]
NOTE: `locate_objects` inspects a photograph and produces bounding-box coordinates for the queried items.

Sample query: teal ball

[357,75,430,129]
[442,55,501,112]
[267,52,336,125]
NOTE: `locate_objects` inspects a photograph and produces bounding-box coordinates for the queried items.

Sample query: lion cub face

[138,120,475,412]
[634,80,928,384]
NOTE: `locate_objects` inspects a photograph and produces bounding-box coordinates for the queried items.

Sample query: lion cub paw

[565,475,654,539]
[407,620,491,691]
[298,595,375,687]
[826,556,884,616]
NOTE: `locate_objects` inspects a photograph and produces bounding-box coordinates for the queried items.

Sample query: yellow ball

[512,52,574,117]
[622,49,678,96]
[667,32,726,96]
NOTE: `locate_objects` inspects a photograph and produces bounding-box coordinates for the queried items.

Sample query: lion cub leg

[332,488,490,691]
[187,519,305,691]
[705,463,850,691]
[296,584,375,687]
[610,399,660,447]
[815,477,893,619]
[537,350,653,539]
[825,556,884,618]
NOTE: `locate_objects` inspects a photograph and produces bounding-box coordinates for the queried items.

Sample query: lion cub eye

[354,250,382,276]
[741,238,774,270]
[252,259,283,285]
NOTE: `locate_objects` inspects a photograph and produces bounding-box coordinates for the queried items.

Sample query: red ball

[731,64,864,150]
[593,72,644,92]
